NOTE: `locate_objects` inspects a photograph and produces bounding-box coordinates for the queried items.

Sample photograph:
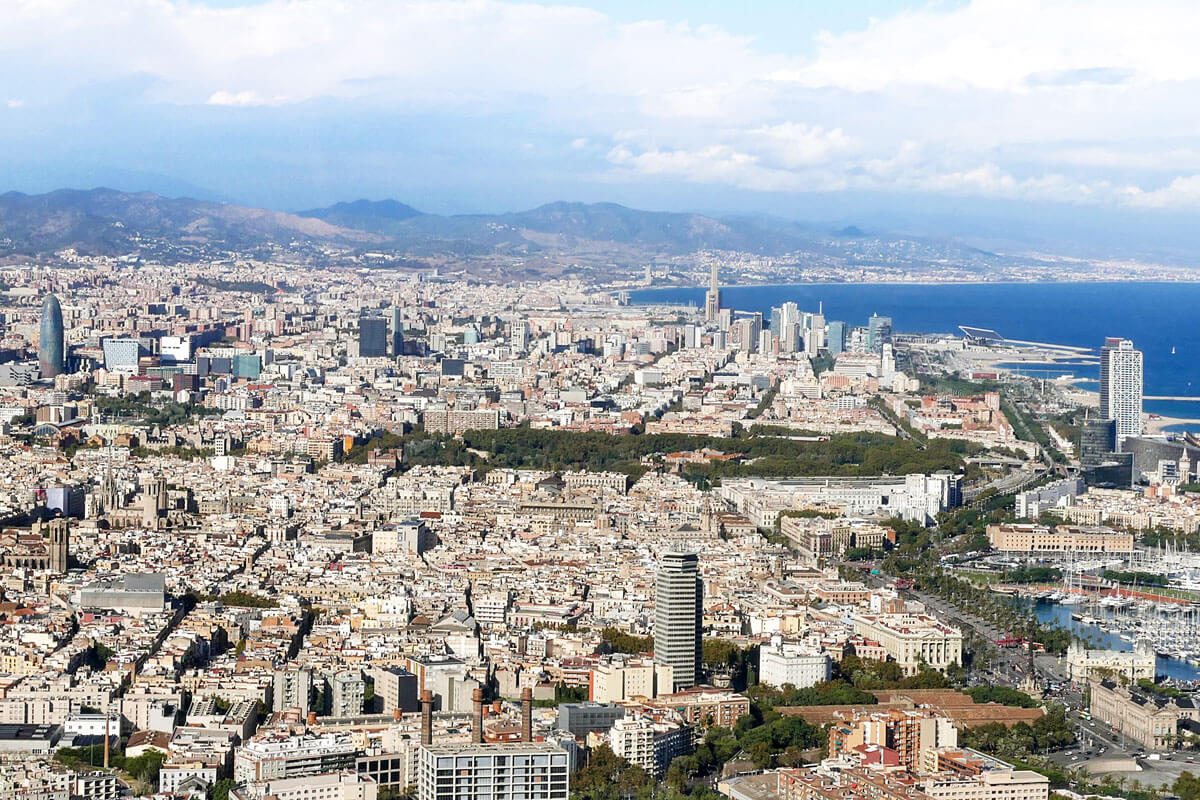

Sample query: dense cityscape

[0,251,1194,800]
[11,2,1200,800]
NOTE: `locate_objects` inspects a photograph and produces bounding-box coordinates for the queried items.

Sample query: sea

[630,281,1200,425]
[1026,600,1200,682]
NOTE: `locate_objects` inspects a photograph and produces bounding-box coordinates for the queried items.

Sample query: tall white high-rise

[654,549,702,691]
[511,319,530,353]
[1099,337,1143,449]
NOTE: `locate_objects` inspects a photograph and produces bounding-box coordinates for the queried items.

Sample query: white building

[758,640,831,689]
[417,743,569,800]
[608,716,655,773]
[1100,338,1143,448]
[1015,478,1085,519]
[233,771,377,800]
[852,613,964,676]
[1066,642,1156,683]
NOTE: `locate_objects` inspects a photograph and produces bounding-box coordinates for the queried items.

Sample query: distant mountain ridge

[0,188,1001,276]
[0,188,383,256]
[296,197,860,256]
[299,198,424,233]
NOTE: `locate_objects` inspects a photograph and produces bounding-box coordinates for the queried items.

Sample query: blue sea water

[631,282,1200,422]
[1029,601,1200,682]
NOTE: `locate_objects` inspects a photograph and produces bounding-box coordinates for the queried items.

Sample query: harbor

[1008,591,1200,681]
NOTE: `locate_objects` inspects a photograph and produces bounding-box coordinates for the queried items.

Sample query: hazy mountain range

[0,189,998,269]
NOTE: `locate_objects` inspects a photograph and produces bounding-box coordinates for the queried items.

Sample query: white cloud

[206,90,268,107]
[6,99,23,109]
[778,0,1200,93]
[6,0,1200,210]
[1124,175,1200,208]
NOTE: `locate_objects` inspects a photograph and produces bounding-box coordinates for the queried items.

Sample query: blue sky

[5,0,1200,250]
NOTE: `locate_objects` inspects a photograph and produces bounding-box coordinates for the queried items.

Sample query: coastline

[628,278,1200,293]
[1147,416,1200,435]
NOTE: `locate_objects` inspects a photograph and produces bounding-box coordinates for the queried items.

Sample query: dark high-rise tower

[359,314,388,358]
[390,307,404,357]
[39,294,65,378]
[654,549,702,691]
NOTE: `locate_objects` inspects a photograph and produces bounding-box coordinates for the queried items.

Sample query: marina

[1007,585,1200,681]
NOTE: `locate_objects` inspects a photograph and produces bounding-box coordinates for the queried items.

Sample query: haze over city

[8,1,1200,255]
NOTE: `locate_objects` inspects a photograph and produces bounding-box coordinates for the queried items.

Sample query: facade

[1014,478,1084,519]
[1090,678,1199,750]
[273,667,313,715]
[417,743,569,800]
[985,523,1134,554]
[1099,338,1143,448]
[390,306,404,356]
[234,771,378,800]
[232,354,262,380]
[330,670,367,717]
[1080,419,1117,466]
[557,703,626,738]
[867,314,892,353]
[422,408,500,434]
[511,320,531,352]
[1066,643,1156,683]
[704,264,721,322]
[39,294,65,378]
[828,708,957,771]
[359,315,388,358]
[654,549,702,691]
[101,338,141,372]
[645,688,751,728]
[920,770,1048,800]
[607,715,693,779]
[852,614,963,676]
[759,642,832,689]
[0,519,70,574]
[589,657,672,703]
[373,667,418,714]
[826,320,846,355]
[234,733,359,783]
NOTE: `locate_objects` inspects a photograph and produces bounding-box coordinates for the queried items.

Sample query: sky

[6,0,1200,252]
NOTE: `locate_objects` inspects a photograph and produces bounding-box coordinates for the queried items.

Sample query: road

[905,583,1194,787]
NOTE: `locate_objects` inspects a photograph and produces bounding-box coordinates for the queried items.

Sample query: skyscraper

[390,306,404,356]
[1099,337,1143,448]
[1080,418,1117,466]
[359,314,388,358]
[704,264,721,322]
[39,293,65,378]
[806,307,826,356]
[826,321,846,356]
[511,319,530,352]
[867,314,892,354]
[654,549,702,691]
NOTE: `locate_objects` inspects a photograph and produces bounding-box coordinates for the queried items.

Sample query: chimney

[393,708,402,721]
[420,690,433,746]
[492,700,502,714]
[103,714,110,769]
[521,687,533,743]
[473,687,485,744]
[307,711,317,727]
